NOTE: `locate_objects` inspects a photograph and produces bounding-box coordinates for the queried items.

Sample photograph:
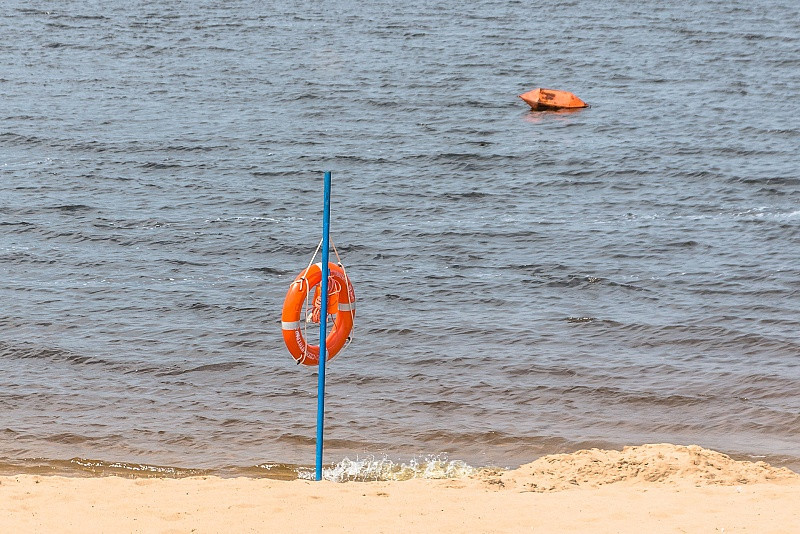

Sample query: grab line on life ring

[281,261,355,366]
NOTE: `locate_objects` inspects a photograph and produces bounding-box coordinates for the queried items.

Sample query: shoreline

[2,444,799,533]
[3,443,799,481]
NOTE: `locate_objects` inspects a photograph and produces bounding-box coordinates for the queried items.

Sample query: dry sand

[1,444,798,533]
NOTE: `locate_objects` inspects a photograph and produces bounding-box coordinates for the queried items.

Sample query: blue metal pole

[315,170,332,481]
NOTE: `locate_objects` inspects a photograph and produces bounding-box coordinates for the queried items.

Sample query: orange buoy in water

[281,262,355,366]
[519,88,588,111]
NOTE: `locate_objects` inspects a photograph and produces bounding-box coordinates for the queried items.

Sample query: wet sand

[2,444,798,533]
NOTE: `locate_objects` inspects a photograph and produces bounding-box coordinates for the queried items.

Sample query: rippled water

[1,0,799,476]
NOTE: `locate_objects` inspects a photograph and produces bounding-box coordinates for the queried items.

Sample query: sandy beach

[2,444,798,533]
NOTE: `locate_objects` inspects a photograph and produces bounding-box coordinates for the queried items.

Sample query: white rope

[331,240,355,349]
[295,239,323,365]
[305,238,323,275]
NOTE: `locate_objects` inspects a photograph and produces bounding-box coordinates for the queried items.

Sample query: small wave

[0,132,49,147]
[566,316,595,323]
[48,433,91,444]
[298,456,475,482]
[441,191,490,200]
[0,342,117,369]
[46,204,94,213]
[140,162,184,170]
[0,456,473,482]
[158,361,248,376]
[68,458,209,478]
[164,144,228,152]
[252,266,288,275]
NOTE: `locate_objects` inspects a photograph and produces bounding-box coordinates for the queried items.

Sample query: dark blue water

[1,0,799,476]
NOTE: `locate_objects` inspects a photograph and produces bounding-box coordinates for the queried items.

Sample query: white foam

[297,455,475,482]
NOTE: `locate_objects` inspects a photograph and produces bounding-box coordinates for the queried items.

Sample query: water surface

[1,0,799,475]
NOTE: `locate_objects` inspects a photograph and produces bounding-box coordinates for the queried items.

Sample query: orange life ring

[281,262,355,366]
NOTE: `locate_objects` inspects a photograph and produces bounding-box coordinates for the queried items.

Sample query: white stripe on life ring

[338,302,356,311]
[281,321,301,330]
